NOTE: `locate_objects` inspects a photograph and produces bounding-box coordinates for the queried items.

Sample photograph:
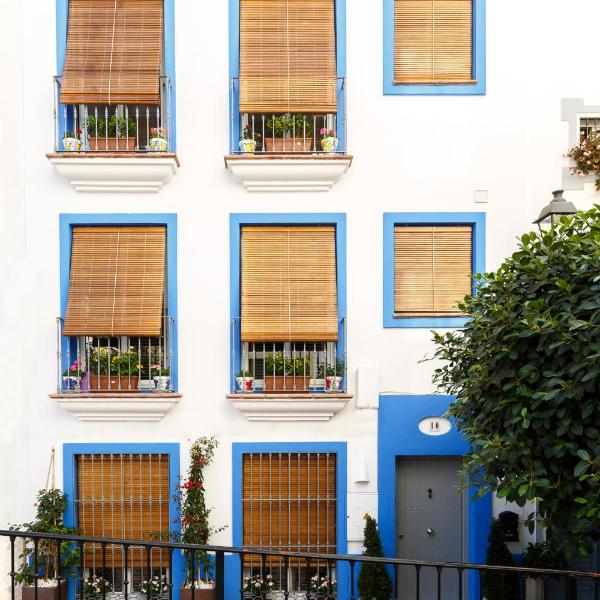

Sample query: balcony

[50,317,181,421]
[224,78,352,192]
[228,319,351,421]
[46,76,179,193]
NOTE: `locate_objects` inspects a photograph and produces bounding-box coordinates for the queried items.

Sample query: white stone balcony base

[46,153,179,193]
[227,393,352,421]
[224,155,352,192]
[50,393,182,421]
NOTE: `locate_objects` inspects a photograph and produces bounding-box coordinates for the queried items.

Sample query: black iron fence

[2,530,600,600]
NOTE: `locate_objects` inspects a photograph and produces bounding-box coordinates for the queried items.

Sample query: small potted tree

[265,115,313,152]
[357,514,392,600]
[178,437,226,600]
[86,115,137,151]
[10,488,79,600]
[88,348,142,391]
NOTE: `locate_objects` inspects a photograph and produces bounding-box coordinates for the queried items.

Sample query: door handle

[426,528,434,536]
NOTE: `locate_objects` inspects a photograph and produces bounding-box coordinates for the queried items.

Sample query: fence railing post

[215,550,224,600]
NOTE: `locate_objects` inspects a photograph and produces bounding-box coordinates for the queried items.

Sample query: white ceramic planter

[62,375,81,391]
[239,139,257,153]
[325,375,343,391]
[236,376,254,392]
[320,136,338,153]
[62,137,82,151]
[149,137,168,152]
[153,375,171,391]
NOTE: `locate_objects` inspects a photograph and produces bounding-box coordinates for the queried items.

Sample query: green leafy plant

[62,359,84,377]
[237,369,252,377]
[150,364,170,377]
[356,514,392,600]
[242,126,261,141]
[266,114,313,138]
[523,541,568,571]
[87,115,136,137]
[63,129,82,139]
[429,206,600,553]
[242,574,273,597]
[150,127,168,139]
[89,348,142,376]
[174,437,226,587]
[141,575,170,598]
[482,519,519,600]
[566,132,600,191]
[264,352,311,376]
[308,574,337,598]
[318,359,345,378]
[9,488,79,585]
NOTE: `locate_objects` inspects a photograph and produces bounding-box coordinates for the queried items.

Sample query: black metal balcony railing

[3,530,600,600]
[231,319,347,394]
[53,76,173,153]
[56,317,175,393]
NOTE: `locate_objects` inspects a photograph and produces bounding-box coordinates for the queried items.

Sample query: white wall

[1,2,600,585]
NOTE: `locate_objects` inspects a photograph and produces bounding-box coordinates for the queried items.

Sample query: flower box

[22,582,68,600]
[180,587,216,600]
[264,136,313,152]
[264,375,311,392]
[87,136,136,151]
[88,375,139,391]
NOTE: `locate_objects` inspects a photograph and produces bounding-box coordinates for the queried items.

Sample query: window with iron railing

[580,117,600,140]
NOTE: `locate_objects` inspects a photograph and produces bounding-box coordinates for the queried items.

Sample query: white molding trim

[224,156,352,192]
[227,393,352,421]
[50,393,182,421]
[47,155,179,193]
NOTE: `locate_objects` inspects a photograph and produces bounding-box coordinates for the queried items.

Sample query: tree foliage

[357,514,392,600]
[430,207,600,552]
[482,519,519,600]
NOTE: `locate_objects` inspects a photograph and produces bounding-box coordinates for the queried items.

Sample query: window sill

[227,392,353,421]
[46,153,180,193]
[224,154,352,192]
[49,392,182,421]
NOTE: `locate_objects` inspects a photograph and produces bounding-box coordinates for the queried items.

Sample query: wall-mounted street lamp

[533,190,578,231]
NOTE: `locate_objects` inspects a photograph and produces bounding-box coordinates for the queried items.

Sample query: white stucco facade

[1,1,600,596]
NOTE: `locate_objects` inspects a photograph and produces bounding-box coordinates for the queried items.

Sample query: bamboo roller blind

[241,226,338,343]
[243,453,337,566]
[61,0,163,105]
[239,0,337,113]
[394,0,473,84]
[76,454,170,567]
[394,225,472,317]
[63,226,166,337]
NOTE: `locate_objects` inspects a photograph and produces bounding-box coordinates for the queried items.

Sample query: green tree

[482,519,520,600]
[357,514,392,600]
[430,207,600,553]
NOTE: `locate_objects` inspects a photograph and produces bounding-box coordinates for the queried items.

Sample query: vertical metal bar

[231,318,235,393]
[458,567,463,600]
[167,77,172,151]
[104,107,109,151]
[239,552,245,600]
[215,551,224,600]
[283,556,289,600]
[145,546,151,600]
[349,561,355,600]
[55,538,62,598]
[292,343,296,391]
[168,548,173,600]
[135,107,140,150]
[9,536,15,600]
[313,116,317,151]
[230,78,234,154]
[436,566,442,600]
[56,318,62,393]
[393,564,399,600]
[123,544,129,600]
[79,541,85,600]
[101,544,107,600]
[190,549,196,600]
[53,78,59,151]
[33,538,39,600]
[304,557,310,600]
[146,107,150,148]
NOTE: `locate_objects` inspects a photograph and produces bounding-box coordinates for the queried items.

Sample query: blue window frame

[383,0,486,96]
[383,212,485,328]
[228,0,347,152]
[59,213,178,390]
[230,442,349,599]
[229,213,347,389]
[55,0,177,151]
[63,443,184,600]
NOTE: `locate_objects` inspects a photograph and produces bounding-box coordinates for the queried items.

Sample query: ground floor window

[242,452,337,593]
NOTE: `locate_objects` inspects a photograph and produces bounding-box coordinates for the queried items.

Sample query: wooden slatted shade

[243,453,337,565]
[394,0,474,84]
[241,226,338,342]
[76,454,170,567]
[239,0,337,113]
[394,225,472,317]
[63,226,166,337]
[61,0,163,105]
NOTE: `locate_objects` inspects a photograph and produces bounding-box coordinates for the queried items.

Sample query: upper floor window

[60,225,175,393]
[55,0,174,153]
[383,0,485,95]
[230,0,347,154]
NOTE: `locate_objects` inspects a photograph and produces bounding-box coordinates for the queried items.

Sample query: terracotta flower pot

[87,136,136,151]
[88,374,139,391]
[264,375,310,392]
[22,582,67,600]
[180,587,216,600]
[264,136,313,152]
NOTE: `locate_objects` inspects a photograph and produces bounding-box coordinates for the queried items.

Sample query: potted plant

[308,574,337,600]
[62,129,82,152]
[151,364,171,391]
[566,131,600,190]
[82,576,111,600]
[242,574,273,599]
[264,353,311,391]
[86,115,137,151]
[318,359,345,391]
[10,488,79,600]
[522,541,567,600]
[265,114,313,152]
[320,128,338,153]
[88,348,142,391]
[62,359,84,391]
[177,437,227,600]
[149,127,169,152]
[141,575,170,600]
[239,126,260,154]
[236,370,254,392]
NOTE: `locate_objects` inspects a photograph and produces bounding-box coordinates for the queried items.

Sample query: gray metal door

[396,458,466,600]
